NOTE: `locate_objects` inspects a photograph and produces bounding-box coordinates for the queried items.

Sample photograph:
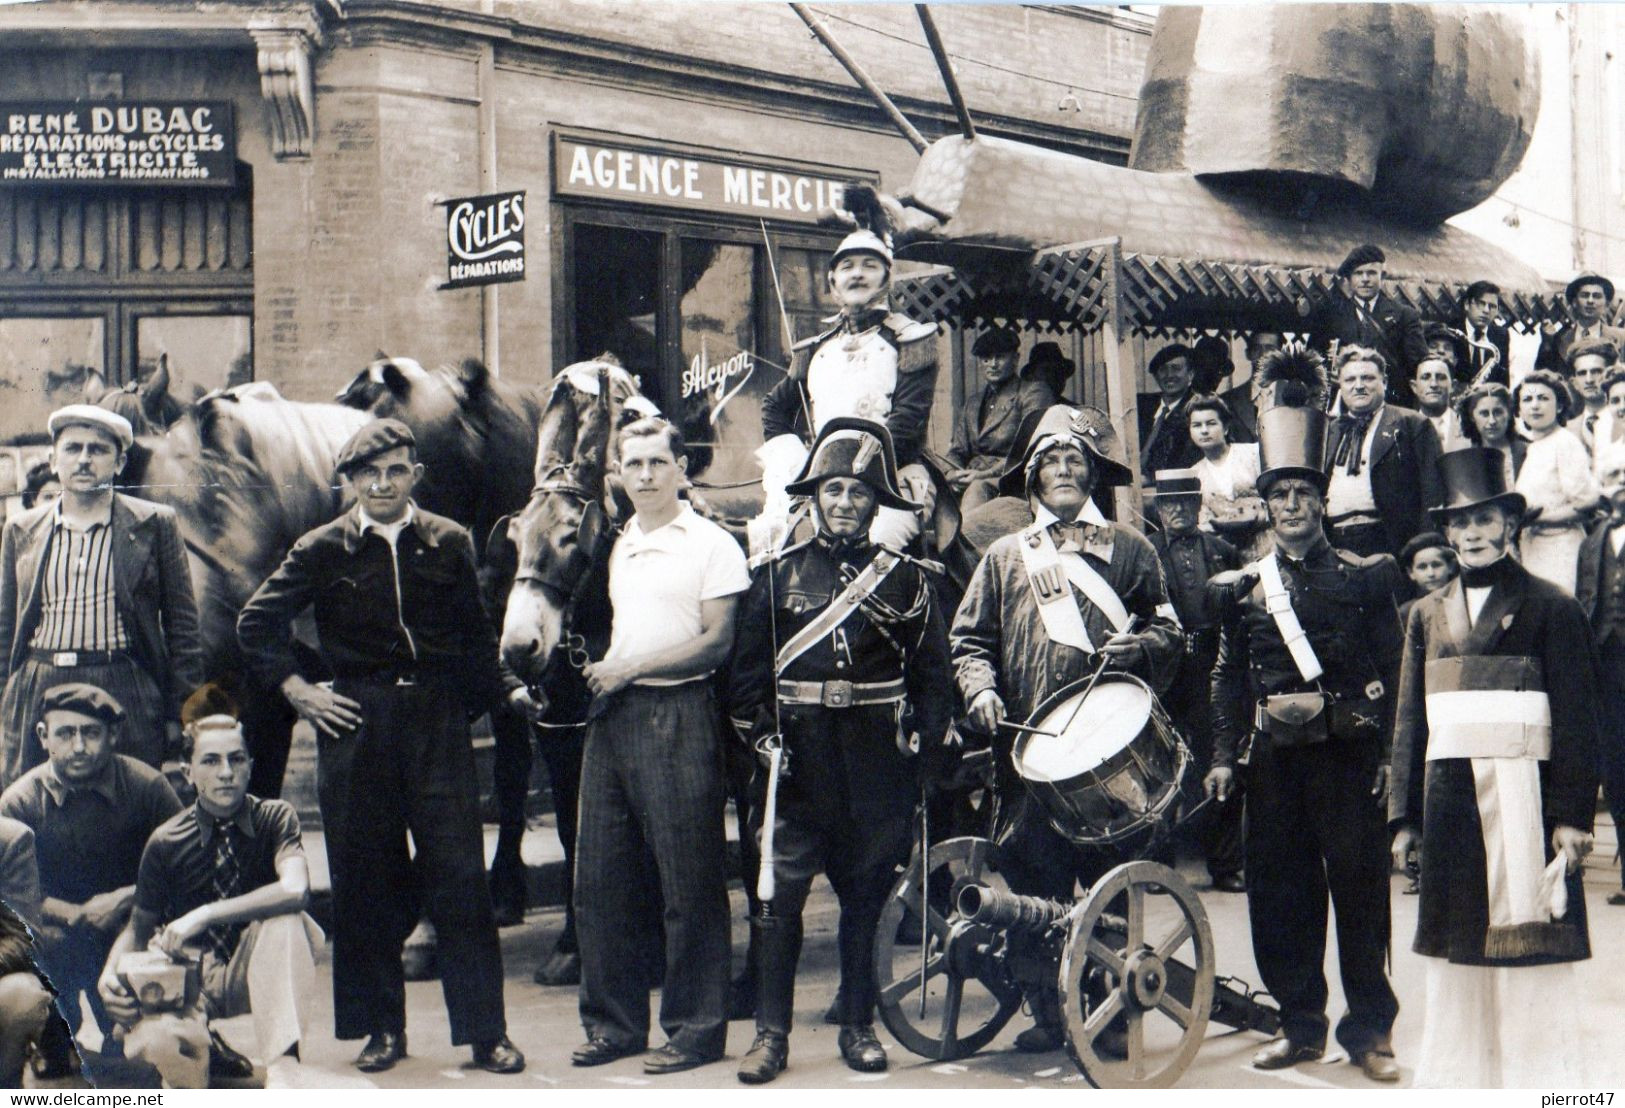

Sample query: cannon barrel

[956,883,1070,934]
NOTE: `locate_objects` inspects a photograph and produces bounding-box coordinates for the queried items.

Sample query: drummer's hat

[1429,447,1526,525]
[998,404,1132,498]
[784,417,916,510]
[1256,401,1329,496]
[1152,469,1203,499]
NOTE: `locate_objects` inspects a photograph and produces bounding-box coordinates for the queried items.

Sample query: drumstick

[997,720,1060,738]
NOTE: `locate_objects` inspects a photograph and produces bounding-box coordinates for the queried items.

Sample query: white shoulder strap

[1254,554,1324,683]
[1018,524,1130,652]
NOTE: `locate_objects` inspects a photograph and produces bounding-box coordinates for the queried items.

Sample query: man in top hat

[1302,243,1427,407]
[728,417,953,1084]
[950,404,1182,1052]
[1137,344,1204,482]
[96,684,319,1089]
[1390,446,1601,1086]
[1148,470,1245,891]
[1455,281,1511,387]
[1573,441,1625,908]
[237,418,532,1076]
[757,194,940,553]
[1204,381,1405,1082]
[946,328,1058,512]
[0,404,202,787]
[0,684,181,1076]
[1536,272,1625,372]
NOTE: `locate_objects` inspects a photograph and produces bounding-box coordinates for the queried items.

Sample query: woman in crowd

[1514,369,1601,594]
[1457,382,1526,490]
[1185,394,1271,561]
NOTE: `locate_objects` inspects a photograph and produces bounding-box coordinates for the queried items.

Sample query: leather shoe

[1014,1023,1064,1053]
[1211,873,1246,894]
[472,1036,526,1074]
[643,1042,721,1075]
[737,1031,789,1084]
[571,1037,643,1067]
[1252,1038,1322,1070]
[1355,1050,1401,1083]
[209,1028,257,1081]
[1606,890,1625,906]
[837,1024,888,1073]
[354,1032,407,1073]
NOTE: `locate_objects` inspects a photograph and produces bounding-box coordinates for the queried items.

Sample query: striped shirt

[30,507,130,653]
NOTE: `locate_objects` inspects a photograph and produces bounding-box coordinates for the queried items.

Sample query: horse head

[500,359,641,684]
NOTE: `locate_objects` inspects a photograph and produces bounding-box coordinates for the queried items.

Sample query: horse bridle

[511,462,613,676]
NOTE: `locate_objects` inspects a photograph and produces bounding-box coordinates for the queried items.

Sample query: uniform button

[836,660,847,669]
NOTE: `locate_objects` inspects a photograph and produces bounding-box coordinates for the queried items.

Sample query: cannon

[872,674,1280,1088]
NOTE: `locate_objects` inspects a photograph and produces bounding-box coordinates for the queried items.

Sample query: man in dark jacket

[1536,272,1625,372]
[946,328,1057,510]
[1323,346,1445,559]
[1137,344,1203,482]
[1302,243,1428,407]
[237,418,532,1076]
[1390,447,1600,1086]
[1574,441,1625,906]
[1455,280,1512,386]
[729,418,952,1084]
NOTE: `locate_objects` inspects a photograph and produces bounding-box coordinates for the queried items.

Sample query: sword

[918,787,929,1019]
[756,736,783,904]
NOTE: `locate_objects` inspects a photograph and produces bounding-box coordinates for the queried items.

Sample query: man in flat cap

[945,328,1057,511]
[0,405,203,787]
[1302,243,1427,408]
[1536,272,1625,373]
[238,418,535,1076]
[0,683,181,1077]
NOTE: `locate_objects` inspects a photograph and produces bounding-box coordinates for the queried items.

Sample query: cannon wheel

[873,836,1024,1060]
[1058,861,1215,1089]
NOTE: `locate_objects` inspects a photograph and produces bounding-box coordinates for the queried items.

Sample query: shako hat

[783,417,916,511]
[1430,447,1526,525]
[998,404,1132,498]
[1256,404,1329,495]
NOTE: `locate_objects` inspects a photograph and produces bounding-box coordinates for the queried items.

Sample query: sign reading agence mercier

[0,102,236,186]
[553,132,874,225]
[443,190,526,290]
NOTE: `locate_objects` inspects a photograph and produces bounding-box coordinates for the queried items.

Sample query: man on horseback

[755,186,941,556]
[728,417,954,1084]
[948,404,1183,1053]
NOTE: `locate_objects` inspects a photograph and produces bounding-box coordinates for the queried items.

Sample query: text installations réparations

[0,102,235,185]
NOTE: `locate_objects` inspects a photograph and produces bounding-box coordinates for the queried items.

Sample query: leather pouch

[1256,692,1329,746]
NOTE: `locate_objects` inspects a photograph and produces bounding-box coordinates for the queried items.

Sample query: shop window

[572,223,663,405]
[773,246,841,344]
[136,313,252,406]
[677,239,758,489]
[0,316,105,445]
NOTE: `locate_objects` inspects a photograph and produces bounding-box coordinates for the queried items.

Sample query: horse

[121,383,370,796]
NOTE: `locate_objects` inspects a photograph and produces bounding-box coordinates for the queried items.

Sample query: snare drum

[1012,674,1189,847]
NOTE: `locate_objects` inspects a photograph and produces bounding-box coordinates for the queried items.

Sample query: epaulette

[883,313,939,344]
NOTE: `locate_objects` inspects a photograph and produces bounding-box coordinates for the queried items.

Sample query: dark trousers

[532,720,584,950]
[319,675,506,1044]
[1596,639,1625,888]
[1165,631,1244,879]
[1244,733,1397,1054]
[575,683,730,1057]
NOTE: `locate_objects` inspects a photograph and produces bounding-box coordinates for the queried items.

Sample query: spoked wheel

[873,836,1024,1060]
[1058,861,1214,1088]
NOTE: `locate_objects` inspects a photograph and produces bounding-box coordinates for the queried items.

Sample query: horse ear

[380,362,411,396]
[456,359,491,395]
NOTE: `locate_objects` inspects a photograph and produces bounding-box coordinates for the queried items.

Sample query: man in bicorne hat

[950,404,1182,1053]
[1302,243,1427,407]
[1536,272,1625,372]
[1204,379,1405,1083]
[756,196,940,555]
[1149,470,1245,891]
[1390,446,1600,1087]
[728,417,952,1084]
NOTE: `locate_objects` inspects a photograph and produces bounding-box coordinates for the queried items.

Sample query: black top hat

[1256,404,1329,494]
[1566,272,1616,306]
[1152,468,1203,498]
[784,417,916,511]
[998,404,1132,497]
[1430,447,1526,524]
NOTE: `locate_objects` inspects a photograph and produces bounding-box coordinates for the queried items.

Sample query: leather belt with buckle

[30,648,124,668]
[775,677,906,708]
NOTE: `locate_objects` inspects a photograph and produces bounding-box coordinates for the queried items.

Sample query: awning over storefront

[889,135,1560,336]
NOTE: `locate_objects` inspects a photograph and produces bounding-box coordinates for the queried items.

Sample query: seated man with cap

[0,403,203,787]
[1390,447,1601,1086]
[945,328,1058,512]
[97,684,318,1089]
[0,684,181,1076]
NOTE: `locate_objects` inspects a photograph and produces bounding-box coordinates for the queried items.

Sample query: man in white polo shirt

[571,416,750,1077]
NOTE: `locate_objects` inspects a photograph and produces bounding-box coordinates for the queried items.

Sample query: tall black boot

[738,914,800,1085]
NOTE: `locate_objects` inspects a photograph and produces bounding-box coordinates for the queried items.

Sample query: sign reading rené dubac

[0,101,236,185]
[443,190,527,290]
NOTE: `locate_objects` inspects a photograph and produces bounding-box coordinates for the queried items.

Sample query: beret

[1337,243,1386,278]
[47,405,133,451]
[335,418,416,477]
[1148,344,1194,377]
[971,328,1020,356]
[38,683,125,725]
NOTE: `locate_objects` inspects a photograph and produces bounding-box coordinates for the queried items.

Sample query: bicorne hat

[998,404,1132,498]
[1429,447,1526,525]
[783,417,916,511]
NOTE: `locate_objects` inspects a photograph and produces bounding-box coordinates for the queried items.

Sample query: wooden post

[1097,239,1144,525]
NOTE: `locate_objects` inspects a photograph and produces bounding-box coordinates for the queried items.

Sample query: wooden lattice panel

[1029,243,1110,329]
[892,266,973,323]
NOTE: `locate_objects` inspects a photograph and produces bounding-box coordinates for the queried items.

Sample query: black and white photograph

[0,0,1622,1095]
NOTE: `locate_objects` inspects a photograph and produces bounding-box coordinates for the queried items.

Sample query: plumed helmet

[783,417,916,511]
[997,404,1132,497]
[824,183,895,269]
